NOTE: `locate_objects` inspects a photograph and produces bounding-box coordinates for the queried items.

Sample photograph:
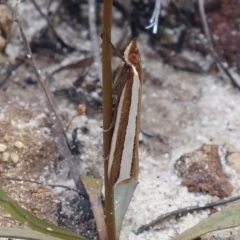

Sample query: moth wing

[112,64,132,125]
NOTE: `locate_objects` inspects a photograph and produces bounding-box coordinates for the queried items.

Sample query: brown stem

[102,0,116,239]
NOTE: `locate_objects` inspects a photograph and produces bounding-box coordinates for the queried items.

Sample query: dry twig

[172,1,240,90]
[30,0,75,52]
[13,4,92,219]
[198,0,213,51]
[197,0,240,90]
[0,177,79,193]
[50,56,93,79]
[136,195,240,234]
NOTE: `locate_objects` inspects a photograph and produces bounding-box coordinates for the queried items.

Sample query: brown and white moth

[108,39,143,187]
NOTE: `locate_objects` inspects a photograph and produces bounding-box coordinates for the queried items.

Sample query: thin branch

[197,0,240,90]
[136,195,240,234]
[211,53,240,90]
[30,0,75,52]
[0,177,79,193]
[50,56,93,79]
[172,1,240,90]
[13,4,89,205]
[88,0,102,82]
[198,0,213,51]
[46,0,63,22]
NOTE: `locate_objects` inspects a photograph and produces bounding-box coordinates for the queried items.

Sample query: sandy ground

[1,1,240,240]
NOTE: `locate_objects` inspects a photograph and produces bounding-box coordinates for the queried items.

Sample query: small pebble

[2,152,9,162]
[14,141,24,150]
[11,153,19,163]
[139,132,144,144]
[16,162,22,168]
[6,223,12,228]
[227,152,240,174]
[32,173,39,179]
[0,144,7,152]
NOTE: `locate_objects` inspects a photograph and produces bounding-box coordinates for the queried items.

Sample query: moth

[108,39,143,187]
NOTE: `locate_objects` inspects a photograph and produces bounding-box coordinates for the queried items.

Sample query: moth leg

[103,154,109,161]
[112,94,117,105]
[102,124,113,132]
[100,30,126,63]
[102,94,117,132]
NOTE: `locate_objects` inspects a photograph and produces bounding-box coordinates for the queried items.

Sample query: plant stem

[102,0,116,240]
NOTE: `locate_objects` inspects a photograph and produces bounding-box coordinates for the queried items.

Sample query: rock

[2,152,9,162]
[14,141,25,150]
[227,152,240,174]
[10,153,19,163]
[175,144,233,197]
[0,143,7,152]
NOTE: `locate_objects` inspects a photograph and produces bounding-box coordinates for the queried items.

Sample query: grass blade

[0,227,62,240]
[0,187,86,240]
[173,200,240,240]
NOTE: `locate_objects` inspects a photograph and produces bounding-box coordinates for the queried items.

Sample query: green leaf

[172,200,240,240]
[114,180,138,238]
[82,176,107,240]
[0,227,62,240]
[0,187,86,240]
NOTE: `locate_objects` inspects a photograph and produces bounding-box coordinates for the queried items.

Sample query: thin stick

[30,0,75,52]
[88,0,102,82]
[136,195,240,234]
[172,1,240,90]
[198,0,213,51]
[197,0,240,90]
[46,0,63,22]
[13,5,88,201]
[102,0,116,239]
[0,177,79,193]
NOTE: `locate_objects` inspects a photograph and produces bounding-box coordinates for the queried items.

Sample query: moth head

[124,39,141,66]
